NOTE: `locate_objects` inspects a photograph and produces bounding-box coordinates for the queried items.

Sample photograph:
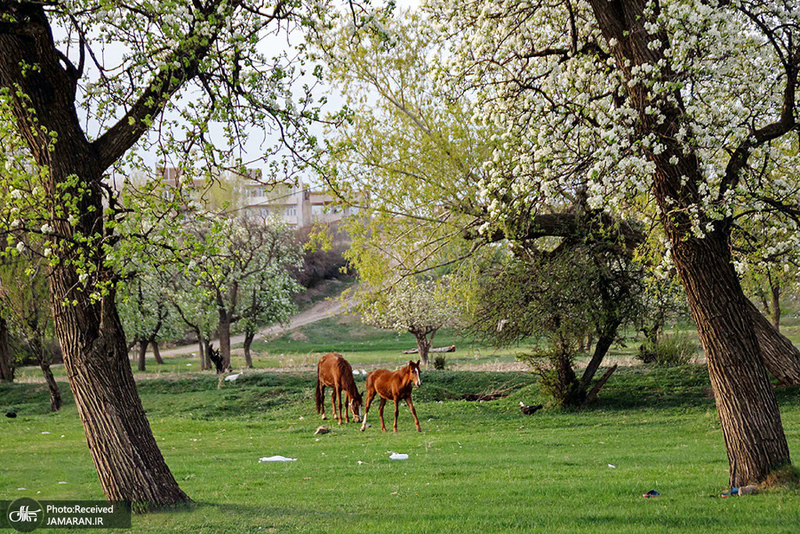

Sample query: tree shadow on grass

[588,364,800,412]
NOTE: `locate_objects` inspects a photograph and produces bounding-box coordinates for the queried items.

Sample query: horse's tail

[315,371,324,414]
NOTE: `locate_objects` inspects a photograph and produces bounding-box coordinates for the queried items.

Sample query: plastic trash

[389,453,409,461]
[607,464,616,469]
[721,485,758,497]
[224,373,241,382]
[259,455,297,462]
[642,490,661,497]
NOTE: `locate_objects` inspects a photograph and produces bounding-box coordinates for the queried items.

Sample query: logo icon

[6,498,44,532]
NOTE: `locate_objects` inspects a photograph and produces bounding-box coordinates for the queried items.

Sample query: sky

[55,1,418,190]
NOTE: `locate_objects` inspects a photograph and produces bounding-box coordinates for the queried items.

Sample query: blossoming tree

[360,276,462,365]
[422,0,798,486]
[317,0,799,487]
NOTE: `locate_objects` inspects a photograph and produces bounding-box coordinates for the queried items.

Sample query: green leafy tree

[0,246,62,411]
[117,264,183,371]
[472,245,644,406]
[238,265,300,368]
[0,0,323,504]
[164,214,301,372]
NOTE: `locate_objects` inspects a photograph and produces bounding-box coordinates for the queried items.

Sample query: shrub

[433,355,447,370]
[637,334,697,366]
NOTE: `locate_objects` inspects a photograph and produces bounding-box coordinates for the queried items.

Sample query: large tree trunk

[217,310,232,372]
[0,317,13,382]
[747,299,800,387]
[672,232,790,487]
[0,4,189,504]
[588,0,791,487]
[243,330,255,368]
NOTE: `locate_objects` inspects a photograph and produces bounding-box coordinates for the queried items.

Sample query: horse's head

[350,390,363,423]
[408,360,421,387]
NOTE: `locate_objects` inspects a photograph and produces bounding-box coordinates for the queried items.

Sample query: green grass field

[2,316,800,533]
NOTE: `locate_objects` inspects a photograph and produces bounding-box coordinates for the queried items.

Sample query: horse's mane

[335,356,361,400]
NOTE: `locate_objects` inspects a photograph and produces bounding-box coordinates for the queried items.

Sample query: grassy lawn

[1,363,799,533]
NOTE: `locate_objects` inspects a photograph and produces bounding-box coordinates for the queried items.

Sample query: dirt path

[152,296,349,358]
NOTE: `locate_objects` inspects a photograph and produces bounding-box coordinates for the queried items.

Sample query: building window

[285,206,297,216]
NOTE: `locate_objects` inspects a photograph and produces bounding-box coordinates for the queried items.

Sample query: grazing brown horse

[316,352,362,424]
[360,360,422,433]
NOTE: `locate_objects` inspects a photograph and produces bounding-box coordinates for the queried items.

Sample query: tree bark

[197,333,207,371]
[747,299,800,386]
[0,317,13,382]
[771,280,781,331]
[217,309,232,372]
[413,331,432,365]
[588,0,791,487]
[672,232,790,486]
[151,340,164,365]
[243,330,255,368]
[580,319,621,388]
[0,4,188,504]
[39,359,62,412]
[137,340,147,372]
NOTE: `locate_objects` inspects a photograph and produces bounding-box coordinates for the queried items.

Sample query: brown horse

[360,360,422,433]
[316,352,362,424]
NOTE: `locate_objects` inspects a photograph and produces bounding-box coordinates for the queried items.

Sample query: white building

[159,166,356,229]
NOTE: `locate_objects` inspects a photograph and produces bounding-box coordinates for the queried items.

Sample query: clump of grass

[433,355,447,370]
[637,334,697,366]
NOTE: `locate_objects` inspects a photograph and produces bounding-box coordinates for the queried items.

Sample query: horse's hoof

[360,426,366,432]
[321,415,326,420]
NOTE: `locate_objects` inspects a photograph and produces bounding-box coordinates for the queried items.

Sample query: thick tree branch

[92,34,216,170]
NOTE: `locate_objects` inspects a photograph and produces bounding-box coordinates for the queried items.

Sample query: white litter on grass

[17,488,26,491]
[360,369,367,375]
[224,373,242,382]
[58,481,67,484]
[389,453,409,461]
[259,455,297,462]
[186,363,192,367]
[608,464,616,469]
[41,431,50,434]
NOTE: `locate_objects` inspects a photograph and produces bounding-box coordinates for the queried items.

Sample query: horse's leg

[343,391,350,424]
[378,398,387,432]
[393,399,400,433]
[407,396,422,432]
[320,385,326,420]
[331,386,342,425]
[360,389,375,431]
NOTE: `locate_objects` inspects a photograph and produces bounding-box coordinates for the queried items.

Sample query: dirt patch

[289,331,310,342]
